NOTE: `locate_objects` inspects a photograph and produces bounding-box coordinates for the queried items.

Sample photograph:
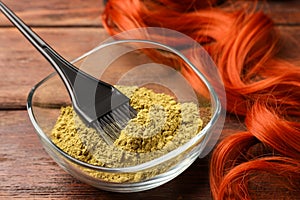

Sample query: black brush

[0,1,137,144]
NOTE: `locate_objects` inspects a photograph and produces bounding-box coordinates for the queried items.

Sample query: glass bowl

[27,28,225,192]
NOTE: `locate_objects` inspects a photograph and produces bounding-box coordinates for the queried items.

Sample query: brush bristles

[92,104,137,145]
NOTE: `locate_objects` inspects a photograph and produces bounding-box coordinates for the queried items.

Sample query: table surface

[0,0,299,199]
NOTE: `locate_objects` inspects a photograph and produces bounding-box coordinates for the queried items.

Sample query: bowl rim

[27,39,222,173]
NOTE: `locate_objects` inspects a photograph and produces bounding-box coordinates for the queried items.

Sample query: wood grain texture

[0,0,299,199]
[260,0,300,25]
[0,26,299,109]
[0,0,104,27]
[0,0,299,27]
[0,111,296,199]
[0,28,109,109]
[0,111,246,199]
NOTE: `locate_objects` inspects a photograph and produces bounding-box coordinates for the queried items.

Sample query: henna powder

[51,85,208,183]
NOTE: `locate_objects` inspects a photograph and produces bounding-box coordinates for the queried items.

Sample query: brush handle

[0,1,79,97]
[0,1,123,123]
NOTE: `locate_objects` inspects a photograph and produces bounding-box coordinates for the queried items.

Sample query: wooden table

[0,1,299,199]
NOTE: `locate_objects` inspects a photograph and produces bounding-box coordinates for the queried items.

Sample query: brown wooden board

[0,0,299,27]
[0,111,244,199]
[0,28,109,109]
[0,0,299,199]
[0,0,104,27]
[0,27,299,109]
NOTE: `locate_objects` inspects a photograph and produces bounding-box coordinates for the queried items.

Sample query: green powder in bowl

[51,85,209,183]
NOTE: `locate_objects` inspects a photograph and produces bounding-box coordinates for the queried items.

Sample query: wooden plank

[0,1,299,199]
[0,0,104,27]
[0,26,299,109]
[0,111,246,199]
[0,110,213,199]
[0,1,299,27]
[261,0,300,25]
[0,27,109,109]
[1,111,294,199]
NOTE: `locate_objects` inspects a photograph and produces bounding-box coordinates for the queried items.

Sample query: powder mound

[114,87,202,153]
[51,85,206,170]
[51,106,104,166]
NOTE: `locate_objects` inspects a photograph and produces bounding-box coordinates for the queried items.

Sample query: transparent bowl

[27,28,225,192]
